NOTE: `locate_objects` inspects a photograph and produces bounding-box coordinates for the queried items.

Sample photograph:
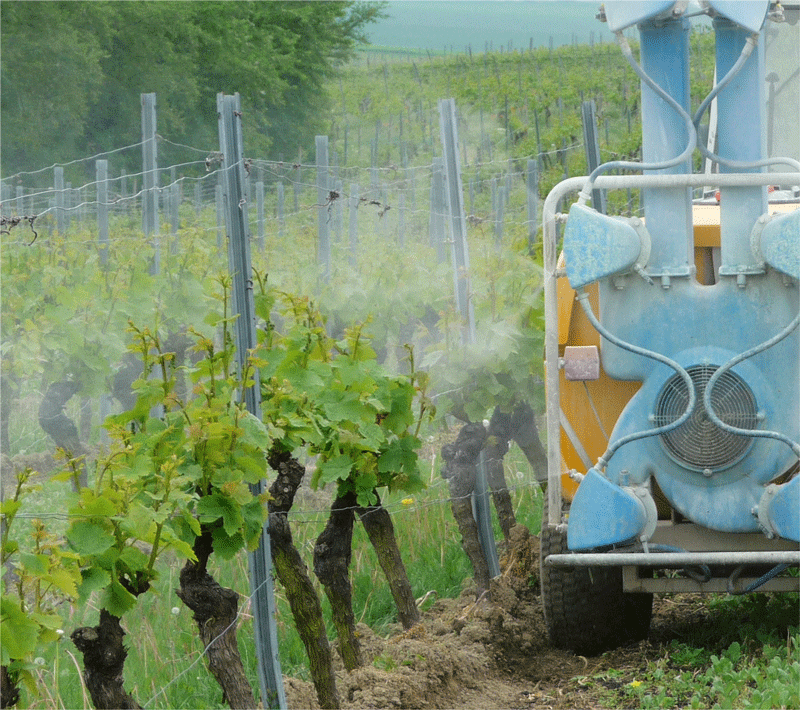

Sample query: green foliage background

[0,1,386,176]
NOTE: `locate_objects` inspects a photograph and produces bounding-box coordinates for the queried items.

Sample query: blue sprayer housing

[562,1,799,550]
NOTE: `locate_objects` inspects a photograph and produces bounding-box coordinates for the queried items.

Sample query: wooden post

[65,183,72,233]
[438,98,475,345]
[334,178,343,244]
[170,167,180,252]
[430,158,446,264]
[439,98,499,580]
[215,184,224,253]
[120,169,128,209]
[398,190,405,247]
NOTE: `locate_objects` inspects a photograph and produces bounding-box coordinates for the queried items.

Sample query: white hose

[578,31,698,205]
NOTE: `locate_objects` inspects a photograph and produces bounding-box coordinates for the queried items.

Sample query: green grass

[5,435,543,708]
[573,593,800,710]
[624,632,800,710]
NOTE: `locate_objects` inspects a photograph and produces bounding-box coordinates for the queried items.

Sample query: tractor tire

[539,501,653,655]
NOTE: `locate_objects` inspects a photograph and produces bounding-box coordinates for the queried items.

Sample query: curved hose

[576,289,695,469]
[693,32,800,173]
[647,544,712,583]
[578,32,698,206]
[728,563,791,595]
[704,312,800,457]
[693,33,757,135]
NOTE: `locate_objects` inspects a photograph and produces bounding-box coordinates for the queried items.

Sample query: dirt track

[283,523,720,710]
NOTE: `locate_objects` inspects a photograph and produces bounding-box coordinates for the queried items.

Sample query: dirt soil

[283,523,715,710]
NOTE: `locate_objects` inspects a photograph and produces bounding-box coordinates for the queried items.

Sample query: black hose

[728,563,790,595]
[648,544,712,583]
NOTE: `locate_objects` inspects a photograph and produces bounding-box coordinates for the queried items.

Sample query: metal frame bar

[217,93,287,710]
[545,550,800,567]
[621,566,799,594]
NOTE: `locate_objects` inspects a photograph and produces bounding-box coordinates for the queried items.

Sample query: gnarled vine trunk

[508,402,547,483]
[176,540,255,710]
[441,422,491,597]
[484,408,517,541]
[356,491,420,630]
[70,609,142,710]
[38,380,87,489]
[267,447,340,709]
[1,665,19,709]
[314,491,361,670]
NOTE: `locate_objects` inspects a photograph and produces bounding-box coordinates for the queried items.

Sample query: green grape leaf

[19,552,48,576]
[118,545,149,575]
[119,501,157,540]
[0,597,40,662]
[101,577,138,617]
[377,436,419,475]
[66,521,116,557]
[322,395,369,424]
[241,498,267,549]
[197,493,243,536]
[159,526,197,561]
[74,491,117,518]
[317,454,354,486]
[211,528,244,560]
[237,411,269,448]
[78,567,111,602]
[43,568,79,600]
[232,451,267,484]
[0,499,21,518]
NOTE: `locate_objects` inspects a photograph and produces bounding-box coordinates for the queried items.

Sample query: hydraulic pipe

[638,17,694,274]
[714,18,768,273]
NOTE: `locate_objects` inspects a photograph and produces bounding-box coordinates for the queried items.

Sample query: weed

[372,653,397,672]
[621,615,800,710]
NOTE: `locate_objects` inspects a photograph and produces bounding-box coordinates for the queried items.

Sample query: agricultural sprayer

[540,1,799,654]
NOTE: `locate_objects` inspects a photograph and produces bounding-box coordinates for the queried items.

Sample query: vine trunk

[314,491,362,670]
[268,447,340,709]
[356,491,421,630]
[70,609,142,710]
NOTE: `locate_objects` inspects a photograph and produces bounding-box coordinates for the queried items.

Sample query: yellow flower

[629,680,643,688]
[401,497,414,506]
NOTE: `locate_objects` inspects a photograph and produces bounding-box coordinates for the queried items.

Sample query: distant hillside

[365,1,608,54]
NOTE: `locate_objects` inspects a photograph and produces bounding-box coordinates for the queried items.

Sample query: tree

[0,2,105,174]
[0,1,386,181]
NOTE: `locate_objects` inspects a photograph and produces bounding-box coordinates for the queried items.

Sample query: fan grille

[654,365,758,471]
